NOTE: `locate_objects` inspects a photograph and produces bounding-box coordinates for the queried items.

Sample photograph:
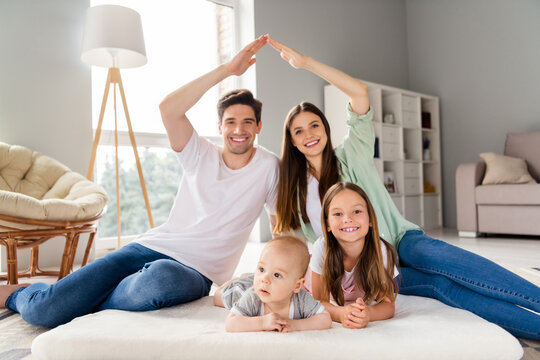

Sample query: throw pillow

[479,152,536,185]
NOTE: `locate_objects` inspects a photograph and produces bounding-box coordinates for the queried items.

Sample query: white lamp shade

[81,5,147,69]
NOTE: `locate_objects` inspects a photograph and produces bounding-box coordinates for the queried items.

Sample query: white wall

[0,0,93,270]
[0,0,92,174]
[406,0,540,227]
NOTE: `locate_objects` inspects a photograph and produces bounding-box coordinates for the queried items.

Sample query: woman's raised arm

[268,36,369,115]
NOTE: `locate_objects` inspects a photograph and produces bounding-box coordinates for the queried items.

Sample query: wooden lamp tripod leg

[85,67,155,250]
[87,69,113,180]
[112,68,155,228]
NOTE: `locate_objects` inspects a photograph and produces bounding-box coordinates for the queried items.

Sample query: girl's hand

[341,298,370,329]
[262,312,287,332]
[268,36,308,69]
[350,298,371,328]
[225,35,268,76]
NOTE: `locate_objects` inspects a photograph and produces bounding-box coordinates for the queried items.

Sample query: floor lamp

[81,5,154,249]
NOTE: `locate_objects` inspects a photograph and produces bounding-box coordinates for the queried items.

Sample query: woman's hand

[225,35,268,76]
[267,35,369,115]
[268,36,308,69]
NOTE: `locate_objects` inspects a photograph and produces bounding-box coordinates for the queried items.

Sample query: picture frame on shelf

[384,171,396,194]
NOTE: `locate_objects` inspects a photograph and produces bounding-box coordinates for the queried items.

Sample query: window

[91,0,236,243]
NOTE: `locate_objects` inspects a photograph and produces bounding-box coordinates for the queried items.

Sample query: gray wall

[0,0,92,174]
[406,0,540,227]
[0,0,92,269]
[254,0,410,156]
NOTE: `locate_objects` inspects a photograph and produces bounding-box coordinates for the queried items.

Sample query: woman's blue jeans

[398,230,540,340]
[5,243,212,328]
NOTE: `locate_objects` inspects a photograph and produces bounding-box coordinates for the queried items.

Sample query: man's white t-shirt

[136,130,279,285]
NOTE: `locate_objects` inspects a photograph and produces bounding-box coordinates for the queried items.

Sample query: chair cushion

[479,152,536,185]
[475,183,540,205]
[505,132,540,182]
[31,295,523,360]
[0,142,108,228]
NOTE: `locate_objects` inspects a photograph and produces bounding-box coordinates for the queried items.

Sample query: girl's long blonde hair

[320,182,398,306]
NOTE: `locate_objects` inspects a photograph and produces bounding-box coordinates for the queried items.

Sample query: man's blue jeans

[398,230,540,340]
[5,243,212,328]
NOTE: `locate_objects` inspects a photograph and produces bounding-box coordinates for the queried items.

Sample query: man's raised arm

[159,35,268,152]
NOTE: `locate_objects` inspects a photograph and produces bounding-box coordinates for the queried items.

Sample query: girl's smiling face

[326,188,371,245]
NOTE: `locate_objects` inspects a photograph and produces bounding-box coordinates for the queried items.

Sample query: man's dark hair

[217,89,262,124]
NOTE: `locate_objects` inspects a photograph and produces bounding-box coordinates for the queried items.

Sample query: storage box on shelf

[324,81,442,229]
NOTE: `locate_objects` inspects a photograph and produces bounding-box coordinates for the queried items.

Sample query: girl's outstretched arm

[268,36,369,115]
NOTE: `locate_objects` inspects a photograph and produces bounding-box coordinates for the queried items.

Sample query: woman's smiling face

[289,111,328,161]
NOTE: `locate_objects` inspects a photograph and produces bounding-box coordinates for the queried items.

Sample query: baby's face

[252,245,302,305]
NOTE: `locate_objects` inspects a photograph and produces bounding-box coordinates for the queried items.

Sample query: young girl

[308,182,398,329]
[269,35,540,339]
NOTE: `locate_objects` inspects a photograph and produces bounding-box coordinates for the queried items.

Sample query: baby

[214,235,332,332]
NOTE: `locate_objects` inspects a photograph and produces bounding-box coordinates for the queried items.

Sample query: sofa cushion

[505,132,540,182]
[475,184,540,205]
[479,152,536,185]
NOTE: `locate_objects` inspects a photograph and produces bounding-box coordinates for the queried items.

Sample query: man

[1,35,278,328]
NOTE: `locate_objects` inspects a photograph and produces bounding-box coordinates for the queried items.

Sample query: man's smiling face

[219,104,261,156]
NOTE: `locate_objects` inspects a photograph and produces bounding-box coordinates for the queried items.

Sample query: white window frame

[94,0,241,249]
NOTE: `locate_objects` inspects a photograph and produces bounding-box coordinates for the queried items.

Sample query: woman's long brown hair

[275,102,340,234]
[320,182,398,306]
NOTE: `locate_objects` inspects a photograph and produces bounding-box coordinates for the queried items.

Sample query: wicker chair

[0,142,108,284]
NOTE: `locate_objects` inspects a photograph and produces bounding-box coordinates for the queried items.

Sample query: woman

[269,36,540,340]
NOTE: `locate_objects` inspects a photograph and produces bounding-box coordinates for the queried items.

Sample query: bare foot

[0,284,30,308]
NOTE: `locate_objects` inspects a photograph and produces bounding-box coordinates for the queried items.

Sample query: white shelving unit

[324,81,442,229]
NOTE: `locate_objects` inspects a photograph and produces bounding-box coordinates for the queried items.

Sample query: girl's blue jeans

[5,243,212,327]
[398,230,540,340]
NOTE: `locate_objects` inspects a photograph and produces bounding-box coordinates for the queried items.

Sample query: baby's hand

[262,312,287,332]
[341,298,368,329]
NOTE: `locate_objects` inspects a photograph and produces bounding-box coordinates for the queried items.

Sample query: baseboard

[458,231,480,238]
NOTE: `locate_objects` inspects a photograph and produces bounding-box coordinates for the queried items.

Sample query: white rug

[31,294,523,360]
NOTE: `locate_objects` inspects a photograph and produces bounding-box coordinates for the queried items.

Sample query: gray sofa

[456,132,540,237]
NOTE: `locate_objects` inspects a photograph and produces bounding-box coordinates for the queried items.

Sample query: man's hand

[262,312,287,332]
[268,36,308,69]
[341,298,370,329]
[225,35,268,76]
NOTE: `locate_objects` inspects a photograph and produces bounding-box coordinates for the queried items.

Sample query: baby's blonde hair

[263,235,310,278]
